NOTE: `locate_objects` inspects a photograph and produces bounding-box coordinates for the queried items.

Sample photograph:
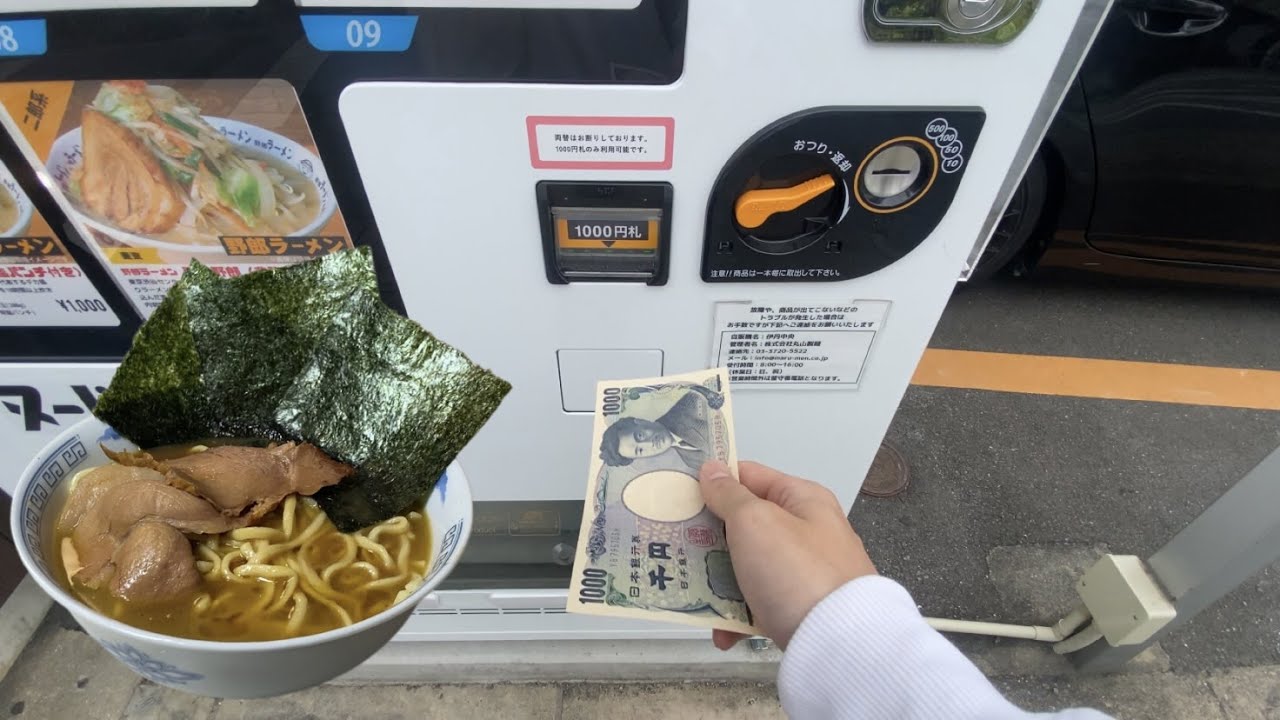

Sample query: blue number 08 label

[300,15,417,53]
[0,19,47,57]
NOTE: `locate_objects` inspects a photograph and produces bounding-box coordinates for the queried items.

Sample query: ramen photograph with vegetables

[0,78,350,272]
[69,80,323,244]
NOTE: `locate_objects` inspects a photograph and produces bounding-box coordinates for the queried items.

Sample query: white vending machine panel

[0,0,1111,643]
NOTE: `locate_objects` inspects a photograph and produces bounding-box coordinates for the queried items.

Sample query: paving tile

[119,680,219,720]
[994,672,1225,720]
[1206,666,1280,720]
[986,543,1109,625]
[961,638,1170,679]
[209,683,559,720]
[560,682,784,720]
[0,578,51,682]
[0,607,140,720]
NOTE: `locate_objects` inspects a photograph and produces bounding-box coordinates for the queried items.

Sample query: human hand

[699,460,877,650]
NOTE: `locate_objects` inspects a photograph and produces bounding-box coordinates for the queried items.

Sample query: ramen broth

[51,444,431,642]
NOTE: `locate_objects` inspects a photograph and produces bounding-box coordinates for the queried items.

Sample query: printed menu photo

[0,157,120,327]
[0,79,354,316]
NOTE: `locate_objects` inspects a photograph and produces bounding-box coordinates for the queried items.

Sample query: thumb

[700,461,759,522]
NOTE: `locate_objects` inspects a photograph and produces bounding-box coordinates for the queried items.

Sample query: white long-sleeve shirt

[777,576,1112,719]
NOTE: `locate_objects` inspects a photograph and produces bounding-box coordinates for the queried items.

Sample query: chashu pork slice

[108,521,203,605]
[165,443,354,524]
[61,464,239,597]
[79,107,185,233]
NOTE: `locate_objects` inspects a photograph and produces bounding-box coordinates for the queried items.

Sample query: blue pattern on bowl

[103,641,204,685]
[19,435,92,576]
[436,470,449,502]
[426,518,464,582]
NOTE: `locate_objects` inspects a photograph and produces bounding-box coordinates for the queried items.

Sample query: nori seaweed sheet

[281,290,511,531]
[184,248,379,440]
[92,263,219,448]
[92,249,511,530]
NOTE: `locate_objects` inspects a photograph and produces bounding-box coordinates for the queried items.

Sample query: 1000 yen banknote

[566,368,760,635]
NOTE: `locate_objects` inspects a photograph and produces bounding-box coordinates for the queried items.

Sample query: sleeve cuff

[778,576,1071,720]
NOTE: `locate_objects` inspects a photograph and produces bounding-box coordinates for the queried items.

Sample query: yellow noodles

[396,535,411,575]
[248,581,276,614]
[354,535,394,569]
[320,535,358,584]
[287,592,308,635]
[181,493,426,637]
[265,575,298,614]
[255,512,326,563]
[196,543,221,568]
[229,527,286,542]
[289,555,354,626]
[368,516,409,544]
[234,564,296,580]
[54,467,430,642]
[281,495,298,538]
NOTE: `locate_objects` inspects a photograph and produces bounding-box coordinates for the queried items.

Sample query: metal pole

[1073,444,1280,672]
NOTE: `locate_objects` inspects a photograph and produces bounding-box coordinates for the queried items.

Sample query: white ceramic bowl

[0,161,35,238]
[47,117,339,253]
[10,416,472,698]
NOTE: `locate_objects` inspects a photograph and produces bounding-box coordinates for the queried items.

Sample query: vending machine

[0,0,1111,653]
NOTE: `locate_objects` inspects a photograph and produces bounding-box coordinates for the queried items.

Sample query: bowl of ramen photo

[45,81,337,253]
[0,162,35,238]
[10,417,474,698]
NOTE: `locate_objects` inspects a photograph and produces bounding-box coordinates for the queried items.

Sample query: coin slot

[854,137,939,214]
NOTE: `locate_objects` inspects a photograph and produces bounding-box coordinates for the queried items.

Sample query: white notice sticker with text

[526,116,673,169]
[710,301,890,389]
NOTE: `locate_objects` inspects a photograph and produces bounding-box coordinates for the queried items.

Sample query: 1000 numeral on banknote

[566,368,760,635]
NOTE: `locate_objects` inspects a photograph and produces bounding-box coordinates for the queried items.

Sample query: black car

[974,0,1280,289]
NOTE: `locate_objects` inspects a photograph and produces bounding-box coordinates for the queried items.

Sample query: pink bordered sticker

[526,116,674,170]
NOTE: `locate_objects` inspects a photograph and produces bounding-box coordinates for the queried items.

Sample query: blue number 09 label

[300,15,417,53]
[0,19,47,57]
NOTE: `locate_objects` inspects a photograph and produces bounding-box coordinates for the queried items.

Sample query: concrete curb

[0,576,52,685]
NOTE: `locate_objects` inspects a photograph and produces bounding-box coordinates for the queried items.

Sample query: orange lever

[734,175,836,229]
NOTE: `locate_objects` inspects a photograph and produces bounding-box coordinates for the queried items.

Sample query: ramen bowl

[0,162,35,238]
[46,117,339,253]
[11,416,472,698]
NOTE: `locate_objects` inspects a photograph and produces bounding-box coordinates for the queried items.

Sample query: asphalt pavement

[861,275,1280,673]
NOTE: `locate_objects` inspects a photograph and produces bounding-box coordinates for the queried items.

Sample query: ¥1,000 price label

[0,264,120,328]
[0,191,118,327]
[55,297,111,315]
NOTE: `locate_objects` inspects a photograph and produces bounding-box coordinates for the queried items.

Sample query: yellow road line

[912,349,1280,411]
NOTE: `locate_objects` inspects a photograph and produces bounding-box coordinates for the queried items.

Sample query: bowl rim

[9,416,472,654]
